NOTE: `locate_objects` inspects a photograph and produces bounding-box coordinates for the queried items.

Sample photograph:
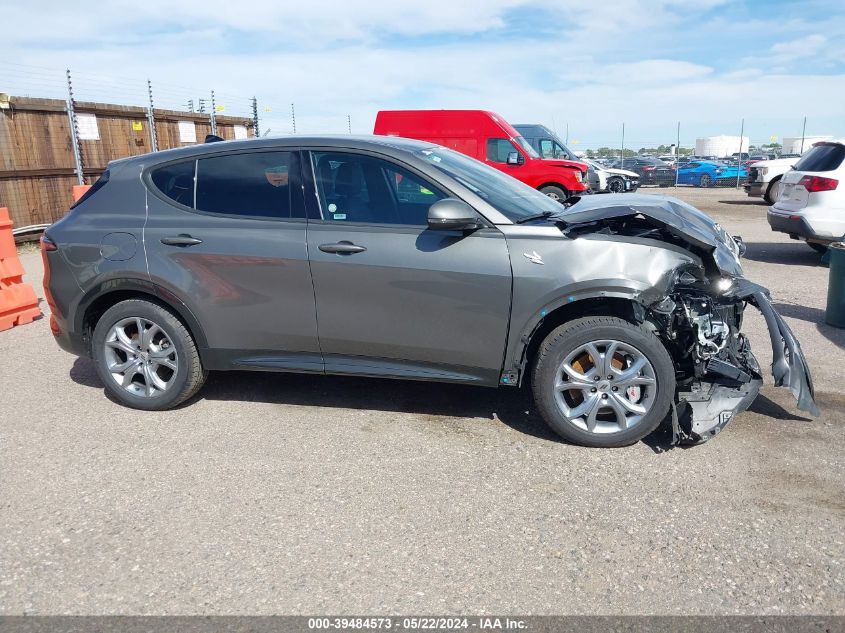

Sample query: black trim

[767,210,823,240]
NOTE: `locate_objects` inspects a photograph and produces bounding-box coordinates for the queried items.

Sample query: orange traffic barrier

[72,184,92,201]
[0,207,42,331]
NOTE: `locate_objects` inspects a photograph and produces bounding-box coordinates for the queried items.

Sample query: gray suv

[42,136,817,447]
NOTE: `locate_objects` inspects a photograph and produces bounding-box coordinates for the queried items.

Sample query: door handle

[161,234,203,247]
[318,241,367,254]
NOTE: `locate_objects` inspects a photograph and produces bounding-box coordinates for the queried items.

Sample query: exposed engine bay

[553,196,819,444]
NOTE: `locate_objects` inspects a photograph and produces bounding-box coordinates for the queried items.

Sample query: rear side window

[71,169,110,208]
[195,151,297,219]
[151,161,195,208]
[794,144,845,172]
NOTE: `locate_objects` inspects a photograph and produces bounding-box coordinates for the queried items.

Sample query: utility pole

[675,121,681,187]
[290,103,297,134]
[146,79,158,152]
[66,69,84,185]
[252,97,260,137]
[736,118,745,189]
[800,116,807,154]
[620,123,625,163]
[209,90,218,136]
[187,99,195,113]
[565,123,569,145]
[347,114,352,134]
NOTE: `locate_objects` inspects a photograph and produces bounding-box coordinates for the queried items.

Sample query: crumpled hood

[543,158,588,172]
[557,193,743,276]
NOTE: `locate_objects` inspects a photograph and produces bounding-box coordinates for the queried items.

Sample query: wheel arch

[511,294,646,387]
[76,279,209,358]
[765,175,783,202]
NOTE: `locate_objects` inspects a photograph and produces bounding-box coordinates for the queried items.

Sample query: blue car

[677,160,748,187]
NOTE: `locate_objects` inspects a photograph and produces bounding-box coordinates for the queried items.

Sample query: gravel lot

[1,186,843,615]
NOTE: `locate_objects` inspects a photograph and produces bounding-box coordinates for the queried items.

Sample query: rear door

[303,149,513,384]
[143,149,321,371]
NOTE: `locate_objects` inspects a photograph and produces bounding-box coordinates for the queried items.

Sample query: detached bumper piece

[674,279,819,445]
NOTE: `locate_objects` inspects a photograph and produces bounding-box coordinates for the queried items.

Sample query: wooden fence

[0,96,255,231]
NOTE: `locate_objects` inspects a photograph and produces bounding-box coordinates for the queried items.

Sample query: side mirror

[427,198,480,231]
[506,151,524,166]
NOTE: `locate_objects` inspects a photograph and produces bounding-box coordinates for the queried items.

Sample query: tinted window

[195,151,296,218]
[72,169,110,208]
[487,138,517,163]
[311,152,445,225]
[794,144,845,172]
[151,161,195,208]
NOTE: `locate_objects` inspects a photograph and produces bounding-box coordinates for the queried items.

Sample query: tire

[92,299,207,411]
[807,242,828,254]
[607,177,625,193]
[531,316,675,448]
[539,185,569,203]
[699,174,712,188]
[765,177,783,204]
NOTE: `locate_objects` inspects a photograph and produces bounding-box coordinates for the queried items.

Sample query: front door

[143,149,321,371]
[304,150,513,385]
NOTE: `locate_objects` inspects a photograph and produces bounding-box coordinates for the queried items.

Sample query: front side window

[311,152,445,226]
[195,151,296,219]
[538,139,554,159]
[416,146,562,222]
[487,138,519,163]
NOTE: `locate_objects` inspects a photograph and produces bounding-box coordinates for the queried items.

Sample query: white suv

[768,140,845,252]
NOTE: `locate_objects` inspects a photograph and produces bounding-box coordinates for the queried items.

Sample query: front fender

[499,227,699,381]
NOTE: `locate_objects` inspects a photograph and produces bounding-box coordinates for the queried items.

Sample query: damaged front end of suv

[547,195,818,444]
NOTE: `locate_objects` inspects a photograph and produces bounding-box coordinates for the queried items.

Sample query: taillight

[40,235,58,252]
[798,175,839,193]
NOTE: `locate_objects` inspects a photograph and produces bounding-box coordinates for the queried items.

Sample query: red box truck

[374,109,589,201]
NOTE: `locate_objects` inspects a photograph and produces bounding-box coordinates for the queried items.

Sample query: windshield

[514,136,540,158]
[416,146,563,221]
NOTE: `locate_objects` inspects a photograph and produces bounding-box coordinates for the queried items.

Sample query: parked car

[608,157,676,186]
[513,124,638,193]
[768,139,845,252]
[745,155,802,203]
[42,135,817,448]
[677,160,748,187]
[582,159,640,193]
[374,110,588,202]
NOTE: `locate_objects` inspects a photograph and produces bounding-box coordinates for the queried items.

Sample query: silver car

[42,135,817,447]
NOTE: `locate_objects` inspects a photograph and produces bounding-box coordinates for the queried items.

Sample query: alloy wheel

[553,339,657,434]
[103,317,179,397]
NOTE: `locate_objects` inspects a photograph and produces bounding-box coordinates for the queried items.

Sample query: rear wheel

[539,185,569,203]
[92,299,207,410]
[531,316,675,448]
[699,174,712,187]
[807,242,828,254]
[765,177,784,204]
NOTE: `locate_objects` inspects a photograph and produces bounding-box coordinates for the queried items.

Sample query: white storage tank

[782,136,833,154]
[695,136,750,158]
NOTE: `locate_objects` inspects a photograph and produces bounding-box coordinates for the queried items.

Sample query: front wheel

[92,299,208,410]
[765,177,783,204]
[607,177,625,193]
[531,316,676,447]
[539,185,569,203]
[699,174,712,188]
